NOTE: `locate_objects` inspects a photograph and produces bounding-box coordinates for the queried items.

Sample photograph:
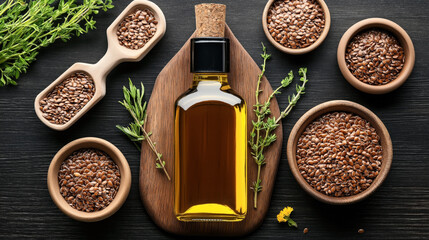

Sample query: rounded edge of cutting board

[139,25,283,236]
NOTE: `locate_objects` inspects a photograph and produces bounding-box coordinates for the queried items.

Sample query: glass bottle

[174,38,247,222]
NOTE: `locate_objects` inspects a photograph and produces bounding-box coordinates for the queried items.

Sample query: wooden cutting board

[139,25,283,236]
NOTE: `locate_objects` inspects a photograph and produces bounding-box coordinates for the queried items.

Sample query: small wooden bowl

[262,0,331,55]
[287,100,393,205]
[337,18,415,94]
[47,137,131,222]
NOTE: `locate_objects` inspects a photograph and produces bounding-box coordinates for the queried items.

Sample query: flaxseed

[296,112,383,197]
[58,148,121,212]
[39,72,95,125]
[345,28,405,85]
[267,0,325,49]
[117,9,158,50]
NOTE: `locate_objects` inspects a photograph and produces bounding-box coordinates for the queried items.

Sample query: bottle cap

[190,38,230,73]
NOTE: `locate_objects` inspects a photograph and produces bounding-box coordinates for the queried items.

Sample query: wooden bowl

[337,18,415,94]
[287,100,393,205]
[47,137,131,222]
[262,0,331,55]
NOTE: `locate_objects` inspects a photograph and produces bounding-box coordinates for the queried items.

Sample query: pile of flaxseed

[267,0,325,49]
[296,112,383,197]
[58,148,121,212]
[117,9,158,50]
[39,72,95,125]
[345,28,405,85]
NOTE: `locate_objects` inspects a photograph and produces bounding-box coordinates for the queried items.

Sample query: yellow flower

[276,206,298,228]
[277,213,287,223]
[280,206,294,217]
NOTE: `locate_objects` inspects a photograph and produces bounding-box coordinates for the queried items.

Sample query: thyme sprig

[0,0,114,86]
[117,79,171,181]
[250,43,308,208]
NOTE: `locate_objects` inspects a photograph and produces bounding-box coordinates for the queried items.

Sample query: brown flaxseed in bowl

[48,137,131,222]
[345,28,405,86]
[262,0,331,54]
[58,148,121,212]
[296,112,382,197]
[287,100,392,205]
[337,18,415,94]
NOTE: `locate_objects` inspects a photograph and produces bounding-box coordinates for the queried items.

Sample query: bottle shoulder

[224,88,245,103]
[175,82,245,111]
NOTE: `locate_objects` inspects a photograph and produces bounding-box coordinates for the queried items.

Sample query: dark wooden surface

[1,0,428,239]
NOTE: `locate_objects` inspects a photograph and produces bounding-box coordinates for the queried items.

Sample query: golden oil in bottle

[174,38,247,222]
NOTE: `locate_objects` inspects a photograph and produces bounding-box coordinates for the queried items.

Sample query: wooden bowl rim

[287,100,393,205]
[262,0,331,55]
[337,18,415,94]
[47,137,131,222]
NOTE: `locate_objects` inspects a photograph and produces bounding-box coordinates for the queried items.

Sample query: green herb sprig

[250,43,308,208]
[117,79,171,181]
[0,0,114,86]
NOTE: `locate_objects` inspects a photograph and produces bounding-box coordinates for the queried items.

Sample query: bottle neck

[192,73,228,87]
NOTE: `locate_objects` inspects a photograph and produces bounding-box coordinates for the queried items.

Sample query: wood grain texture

[0,0,429,239]
[139,25,282,236]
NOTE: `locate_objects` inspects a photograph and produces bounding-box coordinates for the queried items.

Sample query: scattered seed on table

[39,72,95,125]
[117,9,158,50]
[303,227,309,234]
[358,228,365,234]
[267,0,325,49]
[58,148,121,212]
[345,28,405,85]
[296,112,383,197]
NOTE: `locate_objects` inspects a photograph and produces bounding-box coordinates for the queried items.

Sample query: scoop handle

[92,46,124,85]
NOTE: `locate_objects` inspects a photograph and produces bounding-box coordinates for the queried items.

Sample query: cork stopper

[195,3,226,37]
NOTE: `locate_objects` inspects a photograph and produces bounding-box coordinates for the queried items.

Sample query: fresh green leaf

[286,217,298,228]
[117,79,170,180]
[0,0,114,86]
[250,43,309,208]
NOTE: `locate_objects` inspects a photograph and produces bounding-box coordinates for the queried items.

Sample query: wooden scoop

[34,0,166,131]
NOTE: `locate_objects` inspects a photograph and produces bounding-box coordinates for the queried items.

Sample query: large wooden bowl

[287,100,393,204]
